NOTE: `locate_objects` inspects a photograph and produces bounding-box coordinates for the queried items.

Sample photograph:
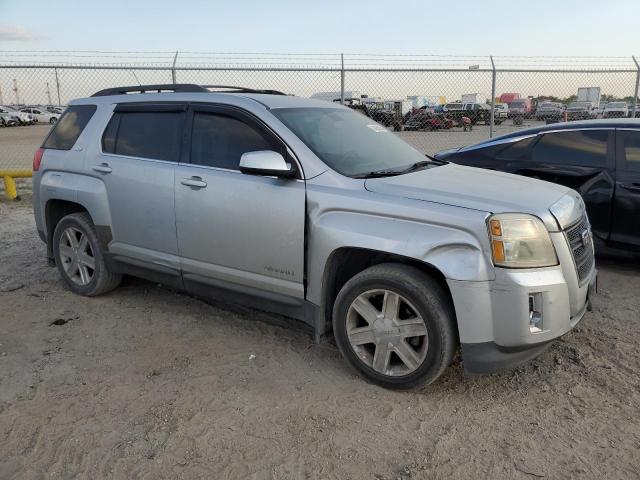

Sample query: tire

[52,212,121,296]
[50,117,57,124]
[332,263,457,389]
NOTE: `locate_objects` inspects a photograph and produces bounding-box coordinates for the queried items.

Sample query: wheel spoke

[78,265,90,285]
[394,340,422,371]
[372,342,391,374]
[351,296,380,324]
[382,291,401,320]
[398,317,428,338]
[79,253,95,270]
[77,234,88,254]
[347,326,375,346]
[64,229,78,248]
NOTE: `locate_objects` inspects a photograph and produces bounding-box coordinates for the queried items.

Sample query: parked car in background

[45,106,65,115]
[565,101,598,120]
[630,104,640,118]
[33,83,596,389]
[493,103,508,119]
[603,102,629,118]
[403,111,454,131]
[443,102,492,125]
[20,107,59,124]
[0,112,20,127]
[536,102,565,121]
[508,98,533,118]
[0,106,35,125]
[435,119,640,255]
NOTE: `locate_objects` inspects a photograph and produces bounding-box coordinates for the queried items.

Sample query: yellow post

[2,175,18,200]
[0,171,31,200]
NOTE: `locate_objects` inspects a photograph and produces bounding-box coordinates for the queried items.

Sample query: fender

[306,207,494,308]
[40,171,113,239]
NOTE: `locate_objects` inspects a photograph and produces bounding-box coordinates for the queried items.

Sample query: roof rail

[91,84,207,97]
[201,85,286,95]
[91,84,287,97]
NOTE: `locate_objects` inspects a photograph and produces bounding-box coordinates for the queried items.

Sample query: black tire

[52,212,121,296]
[332,263,457,390]
[50,117,57,124]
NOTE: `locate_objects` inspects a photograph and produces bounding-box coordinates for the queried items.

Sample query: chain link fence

[1,52,639,180]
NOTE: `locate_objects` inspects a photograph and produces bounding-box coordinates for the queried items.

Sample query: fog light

[529,293,543,333]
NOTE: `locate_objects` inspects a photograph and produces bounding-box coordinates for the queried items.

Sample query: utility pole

[0,85,4,105]
[489,56,496,138]
[12,79,19,105]
[46,82,52,105]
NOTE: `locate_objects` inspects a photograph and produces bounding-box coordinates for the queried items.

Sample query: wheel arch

[319,247,457,339]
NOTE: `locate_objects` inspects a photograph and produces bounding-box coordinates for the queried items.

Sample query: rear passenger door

[519,129,614,242]
[611,129,640,250]
[98,103,186,287]
[174,104,306,303]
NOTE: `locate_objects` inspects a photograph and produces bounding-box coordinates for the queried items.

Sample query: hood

[364,163,569,230]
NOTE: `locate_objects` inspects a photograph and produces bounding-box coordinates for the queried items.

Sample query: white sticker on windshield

[366,124,388,133]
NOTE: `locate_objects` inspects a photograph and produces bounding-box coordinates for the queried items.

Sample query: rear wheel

[52,212,121,296]
[49,117,57,124]
[332,264,457,389]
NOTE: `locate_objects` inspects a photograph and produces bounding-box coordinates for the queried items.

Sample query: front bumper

[448,232,596,374]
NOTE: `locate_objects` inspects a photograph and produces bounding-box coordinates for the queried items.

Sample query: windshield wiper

[354,156,447,179]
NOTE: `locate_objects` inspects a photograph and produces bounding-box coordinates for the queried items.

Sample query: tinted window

[42,105,96,150]
[620,130,640,171]
[531,130,608,167]
[495,136,536,160]
[102,111,183,161]
[190,112,278,170]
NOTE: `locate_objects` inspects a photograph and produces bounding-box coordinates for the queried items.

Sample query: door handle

[180,177,207,189]
[620,183,640,193]
[92,163,112,174]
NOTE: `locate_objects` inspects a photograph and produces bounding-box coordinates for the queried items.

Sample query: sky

[0,0,639,56]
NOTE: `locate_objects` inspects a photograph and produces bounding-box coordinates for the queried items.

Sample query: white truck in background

[566,87,601,120]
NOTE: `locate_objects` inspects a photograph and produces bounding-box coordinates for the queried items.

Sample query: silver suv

[33,84,597,389]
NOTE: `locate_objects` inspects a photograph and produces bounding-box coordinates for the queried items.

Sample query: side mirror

[239,150,296,178]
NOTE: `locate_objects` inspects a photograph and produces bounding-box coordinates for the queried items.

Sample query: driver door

[174,104,306,304]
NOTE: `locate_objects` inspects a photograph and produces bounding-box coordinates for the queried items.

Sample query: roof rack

[91,84,286,97]
[91,84,206,97]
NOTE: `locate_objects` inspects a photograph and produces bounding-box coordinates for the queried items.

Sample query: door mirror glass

[239,150,296,178]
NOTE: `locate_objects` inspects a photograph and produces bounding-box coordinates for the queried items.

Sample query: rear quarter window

[42,105,96,150]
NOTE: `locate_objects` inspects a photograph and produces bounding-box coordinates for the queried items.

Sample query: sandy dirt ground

[1,190,640,479]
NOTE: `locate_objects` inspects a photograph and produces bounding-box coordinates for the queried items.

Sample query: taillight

[33,147,44,171]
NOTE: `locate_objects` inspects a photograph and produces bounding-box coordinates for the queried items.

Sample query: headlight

[488,213,558,268]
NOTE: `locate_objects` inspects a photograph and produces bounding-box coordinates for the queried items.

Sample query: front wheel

[332,263,457,389]
[50,117,57,124]
[52,212,121,296]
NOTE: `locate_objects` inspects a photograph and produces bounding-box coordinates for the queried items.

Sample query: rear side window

[190,112,279,170]
[620,130,640,171]
[102,111,183,162]
[42,105,96,150]
[531,130,608,167]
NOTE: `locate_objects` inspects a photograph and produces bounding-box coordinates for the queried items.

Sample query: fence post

[54,68,61,106]
[633,56,639,118]
[171,51,179,84]
[340,53,345,105]
[489,56,496,138]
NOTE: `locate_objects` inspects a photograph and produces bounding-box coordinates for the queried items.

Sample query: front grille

[564,215,595,284]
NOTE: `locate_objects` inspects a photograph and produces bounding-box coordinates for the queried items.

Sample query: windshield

[445,103,462,110]
[608,102,626,108]
[510,101,525,108]
[272,107,428,177]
